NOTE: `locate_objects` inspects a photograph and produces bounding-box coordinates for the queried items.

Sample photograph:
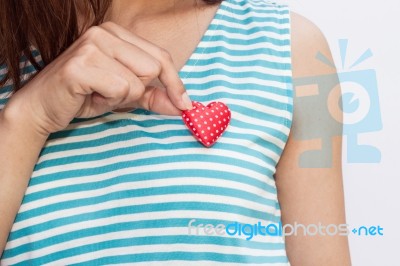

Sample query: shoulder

[290,12,337,78]
[289,12,341,131]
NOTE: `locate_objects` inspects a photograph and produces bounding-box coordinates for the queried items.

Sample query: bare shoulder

[290,12,337,78]
[284,12,342,167]
[289,12,341,127]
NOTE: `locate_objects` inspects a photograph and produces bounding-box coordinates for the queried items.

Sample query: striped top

[1,0,293,265]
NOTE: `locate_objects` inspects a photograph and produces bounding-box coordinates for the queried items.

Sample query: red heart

[182,101,231,147]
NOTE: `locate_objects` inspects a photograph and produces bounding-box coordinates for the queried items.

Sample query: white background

[291,1,400,265]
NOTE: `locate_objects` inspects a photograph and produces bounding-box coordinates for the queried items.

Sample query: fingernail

[181,92,193,110]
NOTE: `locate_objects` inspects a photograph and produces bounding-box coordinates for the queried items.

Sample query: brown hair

[0,0,223,92]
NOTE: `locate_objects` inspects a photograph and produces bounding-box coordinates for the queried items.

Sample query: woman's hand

[0,21,193,255]
[5,21,192,137]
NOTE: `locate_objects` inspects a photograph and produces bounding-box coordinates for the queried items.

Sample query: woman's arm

[0,103,49,255]
[275,13,351,265]
[0,22,192,256]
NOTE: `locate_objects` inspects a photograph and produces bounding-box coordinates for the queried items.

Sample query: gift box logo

[293,39,382,168]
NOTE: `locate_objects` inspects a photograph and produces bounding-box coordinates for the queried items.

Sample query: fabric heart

[182,101,231,147]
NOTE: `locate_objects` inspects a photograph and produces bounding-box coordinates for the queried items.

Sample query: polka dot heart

[182,101,231,147]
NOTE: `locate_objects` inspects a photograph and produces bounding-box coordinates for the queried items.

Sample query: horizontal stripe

[14,200,282,230]
[186,58,291,72]
[184,75,290,90]
[214,14,290,33]
[192,43,291,57]
[7,226,287,260]
[17,186,277,222]
[185,64,291,78]
[186,85,291,104]
[184,79,290,95]
[31,148,277,181]
[9,240,287,265]
[36,133,283,174]
[216,14,289,31]
[68,252,288,266]
[26,161,277,196]
[204,30,290,46]
[41,124,286,156]
[10,211,282,243]
[21,174,277,211]
[186,52,291,65]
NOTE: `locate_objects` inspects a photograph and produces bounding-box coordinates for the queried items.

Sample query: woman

[0,0,351,264]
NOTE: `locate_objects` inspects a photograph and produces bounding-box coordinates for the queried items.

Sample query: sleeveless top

[1,0,293,265]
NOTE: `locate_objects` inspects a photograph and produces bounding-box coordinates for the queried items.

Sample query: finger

[137,86,182,116]
[76,73,136,117]
[97,22,193,111]
[78,28,161,86]
[87,51,181,115]
[69,51,179,116]
[69,62,142,117]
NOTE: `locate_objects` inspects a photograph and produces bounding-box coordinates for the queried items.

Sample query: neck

[106,0,200,26]
[101,0,220,73]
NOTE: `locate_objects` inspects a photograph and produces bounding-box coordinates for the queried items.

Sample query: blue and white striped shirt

[1,0,293,264]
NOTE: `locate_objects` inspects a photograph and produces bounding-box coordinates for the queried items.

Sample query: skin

[0,0,351,264]
[275,12,351,265]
